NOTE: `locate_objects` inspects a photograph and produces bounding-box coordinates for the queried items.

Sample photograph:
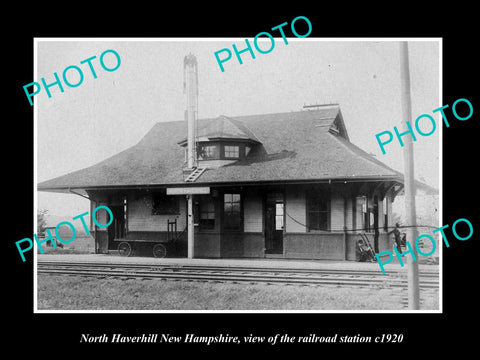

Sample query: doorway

[264,192,284,255]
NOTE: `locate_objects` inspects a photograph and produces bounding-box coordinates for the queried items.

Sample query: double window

[195,143,250,160]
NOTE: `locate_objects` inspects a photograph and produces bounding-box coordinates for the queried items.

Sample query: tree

[37,208,48,236]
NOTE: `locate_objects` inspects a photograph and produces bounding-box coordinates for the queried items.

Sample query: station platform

[36,253,440,274]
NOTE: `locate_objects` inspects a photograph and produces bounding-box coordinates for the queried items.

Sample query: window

[203,146,216,158]
[197,144,219,160]
[275,203,284,230]
[307,192,329,231]
[356,196,368,231]
[152,193,179,215]
[224,145,239,158]
[224,193,241,230]
[356,196,375,232]
[245,145,251,156]
[196,197,215,230]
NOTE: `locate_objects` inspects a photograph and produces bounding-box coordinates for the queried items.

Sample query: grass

[37,275,439,311]
[39,248,94,255]
[38,235,95,255]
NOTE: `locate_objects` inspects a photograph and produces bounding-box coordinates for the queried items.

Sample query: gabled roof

[38,106,409,192]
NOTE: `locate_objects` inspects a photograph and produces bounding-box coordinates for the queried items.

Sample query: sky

[35,38,440,220]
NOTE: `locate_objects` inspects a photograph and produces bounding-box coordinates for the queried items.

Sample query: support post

[343,196,348,260]
[183,54,198,259]
[399,41,420,310]
[187,194,194,259]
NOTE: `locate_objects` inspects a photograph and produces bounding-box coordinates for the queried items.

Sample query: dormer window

[195,141,251,161]
[203,145,217,158]
[197,143,219,160]
[177,115,262,167]
[224,145,239,159]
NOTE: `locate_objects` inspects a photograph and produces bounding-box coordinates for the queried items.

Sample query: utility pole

[184,53,198,259]
[399,41,420,309]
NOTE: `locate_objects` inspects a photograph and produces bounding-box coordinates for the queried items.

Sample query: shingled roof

[38,106,407,192]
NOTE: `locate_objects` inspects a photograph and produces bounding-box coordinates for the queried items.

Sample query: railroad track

[37,261,439,290]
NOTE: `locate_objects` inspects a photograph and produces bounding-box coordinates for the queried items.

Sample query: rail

[37,261,439,290]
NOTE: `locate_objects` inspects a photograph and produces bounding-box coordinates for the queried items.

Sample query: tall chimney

[184,53,198,170]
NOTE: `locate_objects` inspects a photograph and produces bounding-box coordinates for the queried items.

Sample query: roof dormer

[178,115,261,168]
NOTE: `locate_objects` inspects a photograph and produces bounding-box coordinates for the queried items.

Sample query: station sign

[166,187,211,195]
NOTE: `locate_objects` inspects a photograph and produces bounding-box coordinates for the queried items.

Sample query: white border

[33,37,443,314]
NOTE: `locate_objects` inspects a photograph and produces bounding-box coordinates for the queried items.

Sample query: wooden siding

[378,233,391,252]
[377,196,385,230]
[344,197,353,232]
[355,197,364,232]
[330,194,344,232]
[194,233,221,257]
[284,233,345,260]
[220,232,244,257]
[243,189,263,233]
[242,233,264,257]
[221,232,264,258]
[387,193,393,230]
[128,194,186,232]
[285,189,306,233]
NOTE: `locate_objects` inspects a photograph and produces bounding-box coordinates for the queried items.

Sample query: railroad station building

[38,105,434,260]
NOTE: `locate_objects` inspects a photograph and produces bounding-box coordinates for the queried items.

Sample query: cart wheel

[118,242,132,257]
[153,243,167,258]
